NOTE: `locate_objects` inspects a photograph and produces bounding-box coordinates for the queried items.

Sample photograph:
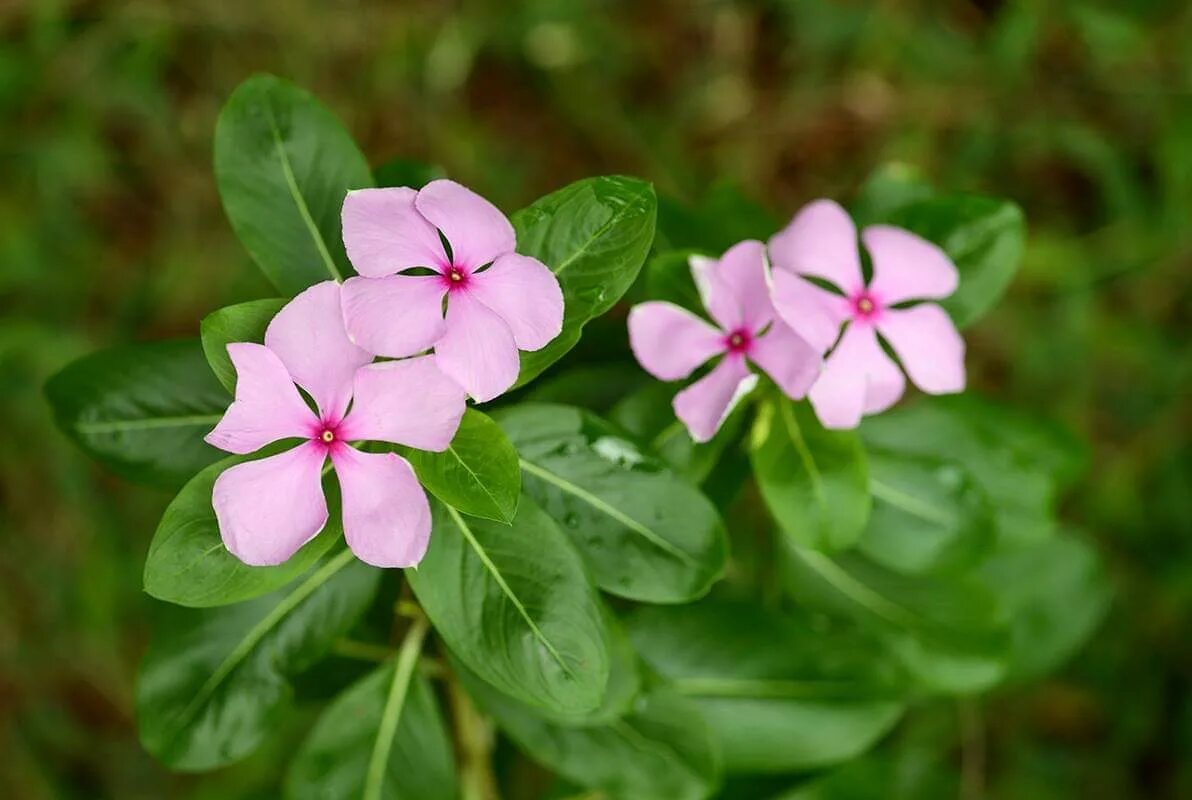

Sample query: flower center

[320,429,335,443]
[851,291,880,320]
[445,265,469,290]
[725,328,752,354]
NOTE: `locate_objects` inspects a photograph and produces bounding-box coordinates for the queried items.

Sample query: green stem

[362,617,429,800]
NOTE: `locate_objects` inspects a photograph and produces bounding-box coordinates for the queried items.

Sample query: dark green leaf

[751,396,870,552]
[497,404,727,603]
[512,176,657,386]
[628,599,905,773]
[527,363,649,415]
[214,74,372,295]
[406,497,610,715]
[638,249,706,313]
[654,183,779,253]
[137,551,379,770]
[850,162,936,227]
[200,298,287,393]
[143,455,340,607]
[404,408,520,524]
[45,339,228,489]
[372,157,445,189]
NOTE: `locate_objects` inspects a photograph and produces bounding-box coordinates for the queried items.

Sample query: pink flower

[339,179,564,402]
[628,240,821,443]
[768,199,965,430]
[204,281,466,568]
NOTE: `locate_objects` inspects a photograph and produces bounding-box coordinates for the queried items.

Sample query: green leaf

[858,451,996,575]
[751,396,870,552]
[214,74,372,295]
[372,157,445,189]
[406,497,610,715]
[654,182,779,253]
[404,408,520,524]
[783,545,1009,695]
[286,622,458,800]
[978,533,1112,681]
[143,455,340,607]
[200,298,287,392]
[137,551,379,770]
[637,249,705,313]
[850,162,936,226]
[860,394,1086,547]
[628,599,904,774]
[512,176,657,386]
[458,662,720,800]
[45,339,228,489]
[527,363,649,416]
[497,404,727,603]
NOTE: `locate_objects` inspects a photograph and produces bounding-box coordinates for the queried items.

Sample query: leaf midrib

[871,478,955,527]
[672,676,875,700]
[796,549,921,630]
[545,183,649,277]
[778,400,826,509]
[363,617,428,800]
[73,413,223,434]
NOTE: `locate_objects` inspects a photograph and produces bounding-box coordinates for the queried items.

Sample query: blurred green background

[2,1,1189,797]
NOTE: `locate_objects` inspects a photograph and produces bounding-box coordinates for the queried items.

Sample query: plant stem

[959,698,985,800]
[449,672,500,800]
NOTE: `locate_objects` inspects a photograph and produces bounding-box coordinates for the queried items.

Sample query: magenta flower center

[725,328,753,355]
[311,422,342,449]
[850,291,881,321]
[444,265,470,291]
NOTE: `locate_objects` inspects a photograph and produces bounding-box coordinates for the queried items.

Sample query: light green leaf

[200,298,287,393]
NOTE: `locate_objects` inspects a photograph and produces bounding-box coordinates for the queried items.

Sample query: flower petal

[749,322,822,400]
[628,301,725,381]
[673,355,758,443]
[467,253,563,351]
[768,199,864,294]
[415,179,515,270]
[769,269,850,353]
[338,356,467,452]
[340,274,447,359]
[808,324,905,429]
[690,240,773,332]
[877,304,965,394]
[264,281,373,423]
[205,343,317,455]
[863,225,958,304]
[331,447,431,568]
[342,187,447,277]
[212,442,329,566]
[435,290,520,402]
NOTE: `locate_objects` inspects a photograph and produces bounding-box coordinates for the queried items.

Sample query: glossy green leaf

[783,545,1009,695]
[286,625,458,800]
[497,404,727,603]
[214,73,372,295]
[45,339,228,489]
[858,451,995,575]
[406,497,609,715]
[137,551,379,770]
[404,408,520,524]
[143,455,340,607]
[638,248,705,313]
[751,396,870,552]
[511,176,657,386]
[628,599,905,774]
[200,298,287,393]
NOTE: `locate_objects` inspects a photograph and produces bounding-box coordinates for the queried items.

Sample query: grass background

[1,1,1188,797]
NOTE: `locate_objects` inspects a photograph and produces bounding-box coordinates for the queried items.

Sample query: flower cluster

[629,199,965,439]
[205,180,563,568]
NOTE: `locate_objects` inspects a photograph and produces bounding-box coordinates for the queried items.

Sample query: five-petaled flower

[628,240,822,443]
[767,199,966,429]
[204,281,466,568]
[339,179,564,402]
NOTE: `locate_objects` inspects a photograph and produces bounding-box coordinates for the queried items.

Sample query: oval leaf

[406,497,610,715]
[751,396,870,552]
[201,298,287,392]
[137,551,379,770]
[215,73,372,295]
[497,403,727,603]
[45,339,228,489]
[405,408,520,524]
[512,176,657,386]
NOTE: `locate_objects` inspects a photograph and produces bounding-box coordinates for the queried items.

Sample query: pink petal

[415,179,515,271]
[212,442,329,566]
[205,343,318,455]
[690,240,773,332]
[264,281,373,423]
[808,324,905,429]
[877,304,966,394]
[769,269,850,353]
[467,253,564,351]
[338,356,467,452]
[341,187,447,277]
[628,302,725,381]
[749,322,822,400]
[435,290,520,402]
[768,199,864,294]
[863,225,958,304]
[340,275,447,359]
[331,447,431,568]
[673,355,757,443]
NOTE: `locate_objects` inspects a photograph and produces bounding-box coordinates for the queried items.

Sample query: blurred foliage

[1,0,1189,797]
